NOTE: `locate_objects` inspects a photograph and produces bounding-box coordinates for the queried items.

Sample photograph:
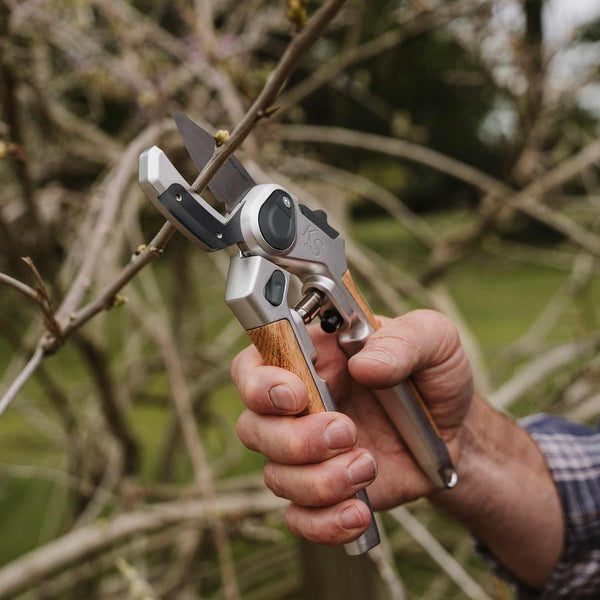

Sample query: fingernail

[357,349,395,365]
[340,506,364,530]
[324,419,356,450]
[347,453,377,485]
[268,385,297,411]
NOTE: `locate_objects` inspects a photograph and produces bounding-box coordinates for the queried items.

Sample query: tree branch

[276,124,600,258]
[0,344,44,417]
[0,271,41,305]
[191,0,348,193]
[276,124,511,196]
[275,0,486,116]
[490,335,600,409]
[389,506,492,600]
[0,490,286,598]
[54,119,172,326]
[21,256,62,337]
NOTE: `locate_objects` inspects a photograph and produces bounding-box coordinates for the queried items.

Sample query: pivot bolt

[294,289,324,324]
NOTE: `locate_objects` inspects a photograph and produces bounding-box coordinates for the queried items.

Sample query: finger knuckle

[284,506,302,537]
[241,377,262,407]
[312,472,341,505]
[263,463,285,498]
[398,310,462,365]
[424,310,461,359]
[419,309,457,338]
[397,314,422,342]
[286,428,313,463]
[380,317,416,350]
[284,505,352,546]
[230,352,241,384]
[313,518,347,545]
[236,411,257,451]
[439,318,461,354]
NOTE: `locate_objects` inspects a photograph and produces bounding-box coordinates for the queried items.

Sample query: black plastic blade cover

[158,183,242,251]
[174,112,256,211]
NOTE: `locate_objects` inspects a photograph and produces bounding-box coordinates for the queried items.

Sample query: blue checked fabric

[482,414,600,598]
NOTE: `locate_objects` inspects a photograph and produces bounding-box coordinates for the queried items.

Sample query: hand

[232,309,474,545]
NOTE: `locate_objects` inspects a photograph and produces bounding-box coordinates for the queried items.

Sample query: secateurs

[138,113,457,555]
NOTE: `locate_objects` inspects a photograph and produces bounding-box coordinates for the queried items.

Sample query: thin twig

[0,344,44,417]
[0,266,60,338]
[490,335,600,409]
[191,0,348,193]
[22,256,61,337]
[0,221,176,413]
[276,0,487,116]
[115,557,159,600]
[368,515,406,600]
[276,124,511,197]
[497,253,595,364]
[389,506,492,600]
[0,271,40,305]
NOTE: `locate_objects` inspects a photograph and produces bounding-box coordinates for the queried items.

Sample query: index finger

[231,344,309,415]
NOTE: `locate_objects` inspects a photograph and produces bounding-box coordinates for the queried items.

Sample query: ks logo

[302,224,324,256]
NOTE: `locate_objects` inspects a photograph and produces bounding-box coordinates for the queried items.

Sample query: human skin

[232,310,564,589]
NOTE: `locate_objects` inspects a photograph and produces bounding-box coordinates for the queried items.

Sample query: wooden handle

[247,319,326,415]
[342,269,441,437]
[249,316,383,548]
[342,269,380,331]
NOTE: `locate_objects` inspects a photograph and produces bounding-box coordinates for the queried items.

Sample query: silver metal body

[225,254,380,555]
[139,140,457,557]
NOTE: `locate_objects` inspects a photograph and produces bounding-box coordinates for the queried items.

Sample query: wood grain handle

[342,269,441,437]
[248,316,383,551]
[342,269,380,331]
[247,319,326,415]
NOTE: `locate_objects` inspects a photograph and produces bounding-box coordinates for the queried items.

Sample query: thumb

[347,310,462,390]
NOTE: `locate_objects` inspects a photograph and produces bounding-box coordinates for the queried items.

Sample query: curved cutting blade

[174,112,256,211]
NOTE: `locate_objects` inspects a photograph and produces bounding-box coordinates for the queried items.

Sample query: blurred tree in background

[0,0,599,598]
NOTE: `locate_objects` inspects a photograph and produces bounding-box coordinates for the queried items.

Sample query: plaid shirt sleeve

[478,413,600,599]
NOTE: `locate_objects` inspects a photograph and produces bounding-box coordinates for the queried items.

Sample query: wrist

[430,394,504,511]
[429,394,564,589]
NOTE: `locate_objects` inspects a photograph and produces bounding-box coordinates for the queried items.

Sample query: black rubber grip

[158,183,242,250]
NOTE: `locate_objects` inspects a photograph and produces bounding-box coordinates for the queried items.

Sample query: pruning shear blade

[174,112,256,211]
